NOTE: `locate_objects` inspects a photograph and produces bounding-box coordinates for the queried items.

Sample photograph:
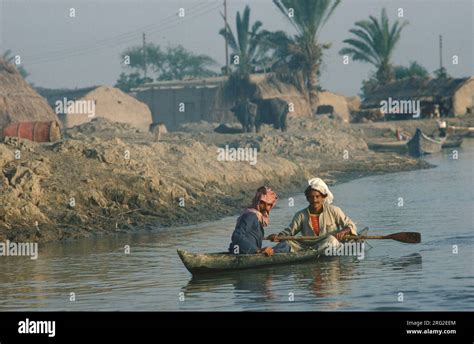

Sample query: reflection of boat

[177,247,326,275]
[441,137,463,148]
[407,128,443,157]
[184,268,280,301]
[381,253,422,271]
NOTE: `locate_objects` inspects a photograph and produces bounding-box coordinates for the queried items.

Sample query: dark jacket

[228,212,263,254]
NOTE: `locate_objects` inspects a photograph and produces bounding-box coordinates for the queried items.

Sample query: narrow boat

[407,128,443,157]
[177,228,369,275]
[367,141,408,153]
[368,136,462,154]
[177,247,327,275]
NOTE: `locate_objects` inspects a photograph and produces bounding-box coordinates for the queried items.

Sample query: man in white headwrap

[268,178,357,252]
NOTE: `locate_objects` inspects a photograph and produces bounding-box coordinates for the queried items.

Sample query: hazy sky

[1,0,472,96]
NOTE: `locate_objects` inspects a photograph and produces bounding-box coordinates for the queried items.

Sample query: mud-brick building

[37,86,153,132]
[361,77,474,118]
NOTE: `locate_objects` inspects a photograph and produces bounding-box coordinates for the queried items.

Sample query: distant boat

[368,136,463,154]
[367,141,408,153]
[407,128,443,157]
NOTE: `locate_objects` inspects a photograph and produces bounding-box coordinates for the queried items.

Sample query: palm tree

[2,49,29,78]
[219,5,266,76]
[219,5,266,101]
[264,0,341,108]
[394,61,429,80]
[339,8,408,85]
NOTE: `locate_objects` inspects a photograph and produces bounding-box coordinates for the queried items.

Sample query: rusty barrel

[1,121,61,142]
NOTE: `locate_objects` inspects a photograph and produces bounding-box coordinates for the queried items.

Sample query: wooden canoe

[368,137,462,154]
[178,228,369,275]
[407,128,443,157]
[177,246,328,275]
[367,141,408,153]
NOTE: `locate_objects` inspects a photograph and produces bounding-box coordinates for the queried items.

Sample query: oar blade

[387,232,421,244]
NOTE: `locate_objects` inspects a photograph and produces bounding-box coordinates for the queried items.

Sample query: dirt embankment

[0,116,437,242]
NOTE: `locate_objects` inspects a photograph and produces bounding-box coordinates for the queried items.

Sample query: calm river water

[1,141,473,311]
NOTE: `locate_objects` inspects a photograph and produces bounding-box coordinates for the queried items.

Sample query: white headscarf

[307,178,334,205]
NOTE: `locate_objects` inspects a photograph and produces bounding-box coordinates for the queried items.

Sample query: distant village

[1,3,473,135]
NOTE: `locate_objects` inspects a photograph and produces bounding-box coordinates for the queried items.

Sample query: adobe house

[361,77,474,119]
[37,86,153,132]
[130,73,354,130]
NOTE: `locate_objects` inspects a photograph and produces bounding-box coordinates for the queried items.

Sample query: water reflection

[380,253,423,272]
[184,256,361,303]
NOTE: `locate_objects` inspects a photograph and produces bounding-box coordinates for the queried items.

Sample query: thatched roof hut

[39,86,153,132]
[361,77,474,116]
[0,58,58,126]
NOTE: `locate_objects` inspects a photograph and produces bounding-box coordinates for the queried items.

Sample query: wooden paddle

[265,232,421,244]
[345,232,421,244]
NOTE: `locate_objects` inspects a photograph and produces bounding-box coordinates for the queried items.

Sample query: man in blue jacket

[229,186,284,256]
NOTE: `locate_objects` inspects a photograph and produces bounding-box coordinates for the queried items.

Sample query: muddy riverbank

[3,115,464,242]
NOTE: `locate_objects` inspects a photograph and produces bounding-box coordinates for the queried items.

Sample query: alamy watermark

[325,241,365,260]
[0,240,38,260]
[18,318,55,337]
[55,98,96,118]
[217,145,257,165]
[380,97,420,118]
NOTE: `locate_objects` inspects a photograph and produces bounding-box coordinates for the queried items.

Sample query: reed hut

[361,77,474,117]
[0,58,58,126]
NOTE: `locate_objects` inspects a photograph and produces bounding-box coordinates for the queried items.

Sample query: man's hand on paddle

[267,233,283,242]
[335,228,352,241]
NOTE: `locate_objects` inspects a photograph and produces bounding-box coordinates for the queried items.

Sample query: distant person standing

[150,122,167,141]
[434,104,441,119]
[437,120,447,138]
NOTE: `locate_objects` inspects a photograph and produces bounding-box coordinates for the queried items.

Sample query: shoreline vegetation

[3,115,472,243]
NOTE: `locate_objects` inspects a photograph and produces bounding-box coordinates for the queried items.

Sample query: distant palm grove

[115,0,439,104]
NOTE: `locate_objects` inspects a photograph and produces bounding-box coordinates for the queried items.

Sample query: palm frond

[340,7,408,83]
